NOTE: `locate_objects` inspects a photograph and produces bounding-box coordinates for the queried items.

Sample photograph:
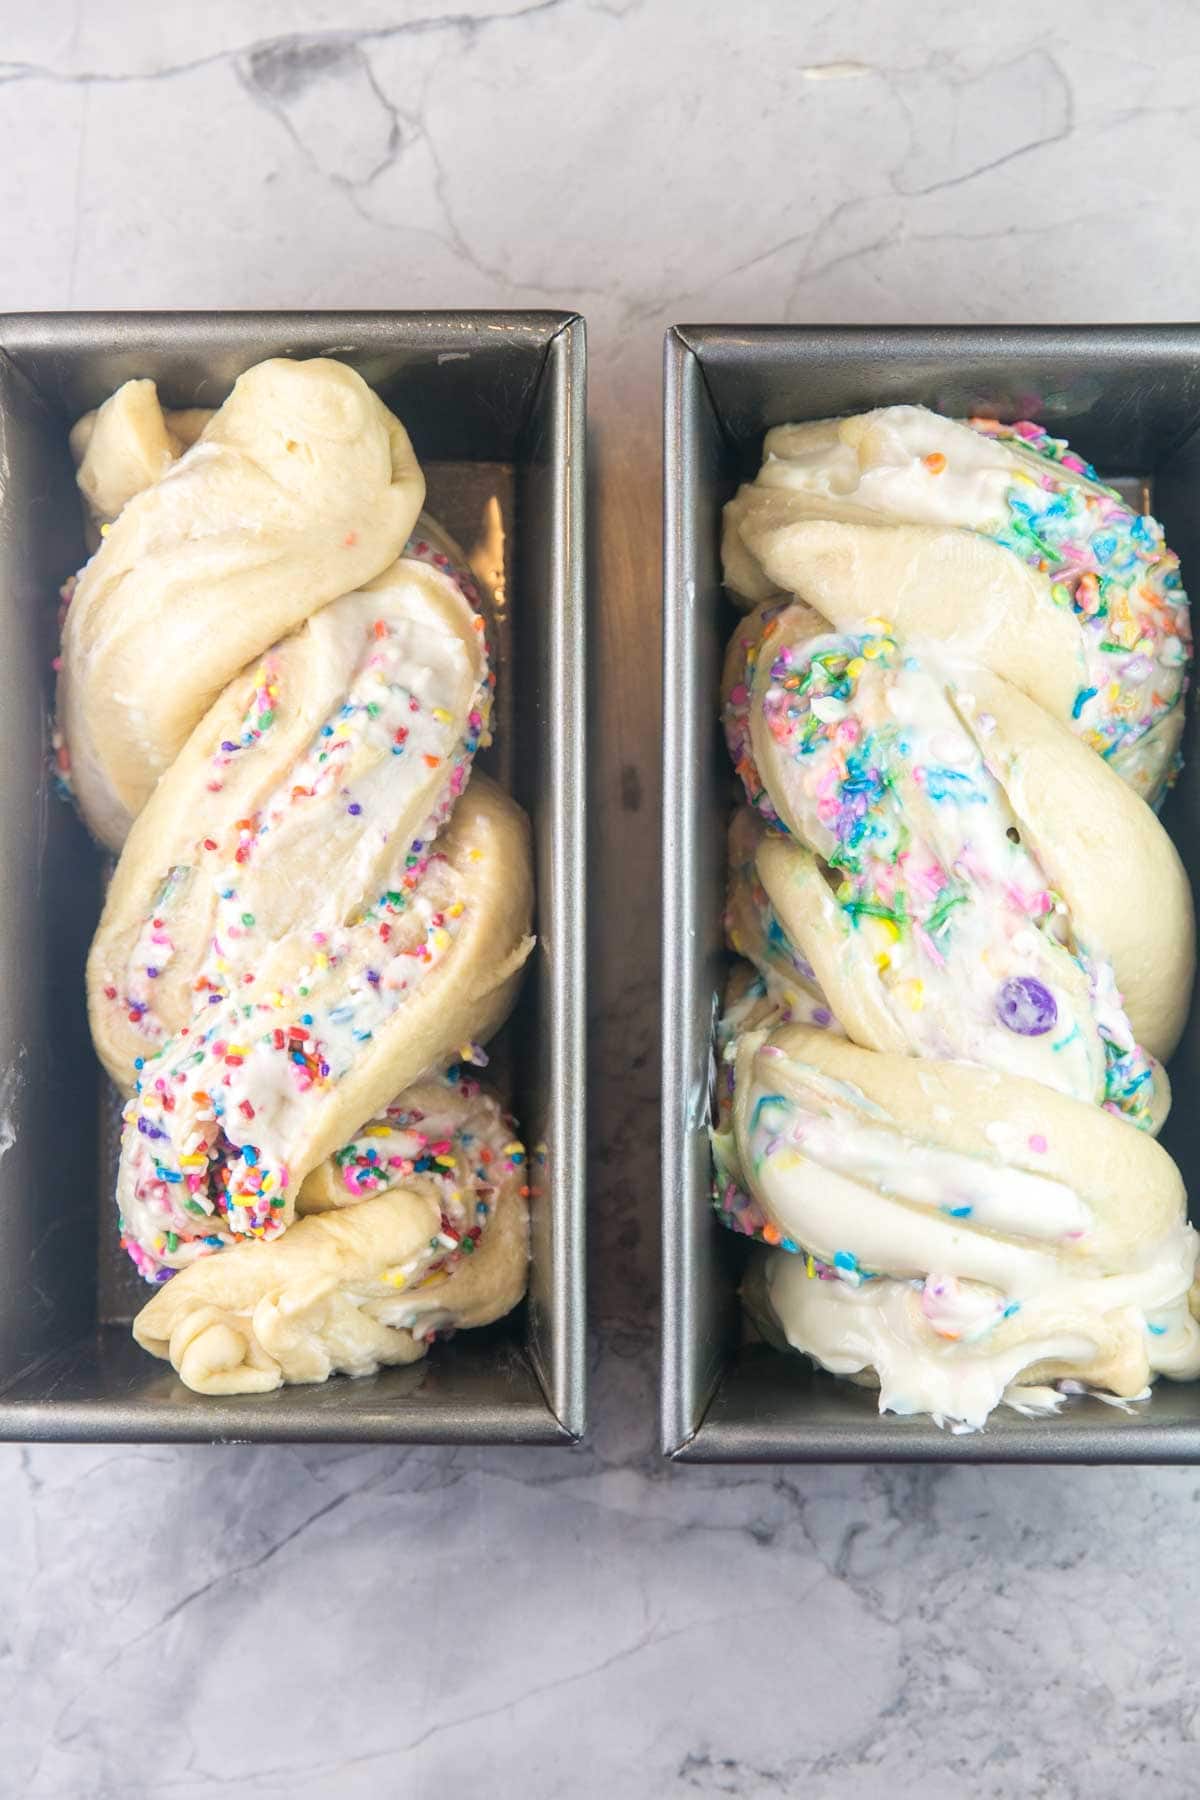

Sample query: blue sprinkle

[751,1093,786,1133]
[1091,532,1117,563]
[923,767,985,806]
[301,1013,313,1026]
[942,1204,973,1219]
[1001,1301,1021,1319]
[833,1250,858,1273]
[1071,686,1098,720]
[1147,1321,1168,1336]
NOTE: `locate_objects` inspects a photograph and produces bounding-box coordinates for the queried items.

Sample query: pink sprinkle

[1028,1134,1048,1154]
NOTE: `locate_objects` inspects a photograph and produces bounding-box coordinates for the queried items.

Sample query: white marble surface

[4,3,1200,1794]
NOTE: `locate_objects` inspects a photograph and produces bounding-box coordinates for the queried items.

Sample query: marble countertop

[4,3,1200,1795]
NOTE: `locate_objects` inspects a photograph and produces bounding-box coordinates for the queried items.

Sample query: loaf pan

[0,310,586,1444]
[662,323,1200,1462]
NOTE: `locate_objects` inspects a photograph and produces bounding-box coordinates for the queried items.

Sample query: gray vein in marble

[0,0,571,90]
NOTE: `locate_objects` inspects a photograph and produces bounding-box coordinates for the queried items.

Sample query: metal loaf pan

[0,311,586,1445]
[662,323,1200,1463]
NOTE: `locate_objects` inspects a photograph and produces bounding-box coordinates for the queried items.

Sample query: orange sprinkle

[923,451,947,475]
[423,754,440,768]
[761,1223,782,1246]
[345,530,359,548]
[372,619,387,638]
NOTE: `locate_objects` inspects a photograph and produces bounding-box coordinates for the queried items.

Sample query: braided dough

[133,1074,530,1394]
[59,363,535,1394]
[717,405,1199,1428]
[723,406,1190,805]
[60,357,425,850]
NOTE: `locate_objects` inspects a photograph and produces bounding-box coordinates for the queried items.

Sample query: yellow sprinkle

[862,640,885,660]
[899,978,925,1011]
[99,522,111,537]
[468,848,484,861]
[875,951,891,973]
[384,1270,409,1289]
[846,658,866,679]
[865,616,892,635]
[431,928,450,952]
[315,952,329,970]
[446,902,465,918]
[432,707,452,724]
[434,1154,456,1169]
[178,1155,207,1169]
[363,1124,392,1137]
[869,917,900,945]
[729,928,745,954]
[805,1254,816,1279]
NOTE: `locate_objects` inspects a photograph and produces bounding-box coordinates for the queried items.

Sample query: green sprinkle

[926,891,968,934]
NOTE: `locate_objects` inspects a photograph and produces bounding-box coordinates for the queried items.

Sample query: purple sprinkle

[207,993,221,1005]
[812,1007,832,1028]
[996,976,1058,1037]
[146,967,159,979]
[411,840,424,853]
[221,740,237,752]
[348,802,362,816]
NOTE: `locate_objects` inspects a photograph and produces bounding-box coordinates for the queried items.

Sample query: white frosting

[768,1247,1200,1434]
[757,408,1022,530]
